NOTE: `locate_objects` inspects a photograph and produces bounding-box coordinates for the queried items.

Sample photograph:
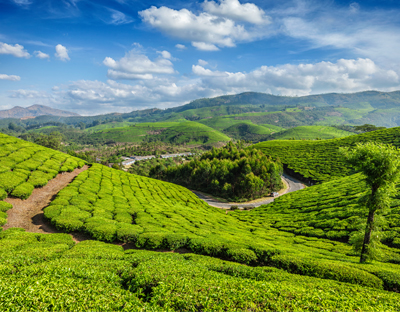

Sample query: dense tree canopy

[151,142,283,201]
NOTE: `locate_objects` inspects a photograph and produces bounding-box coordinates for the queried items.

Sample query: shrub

[135,232,166,249]
[269,254,384,289]
[226,248,258,264]
[116,223,143,243]
[0,201,12,212]
[163,233,188,250]
[11,182,34,200]
[0,189,6,200]
[85,217,118,242]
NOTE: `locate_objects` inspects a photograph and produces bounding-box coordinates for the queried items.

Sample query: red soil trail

[3,165,90,242]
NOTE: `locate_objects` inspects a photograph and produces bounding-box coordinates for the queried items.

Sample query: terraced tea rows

[0,133,85,228]
[253,127,400,183]
[233,173,400,246]
[2,229,400,311]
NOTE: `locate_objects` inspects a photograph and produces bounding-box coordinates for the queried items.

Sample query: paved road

[192,173,305,209]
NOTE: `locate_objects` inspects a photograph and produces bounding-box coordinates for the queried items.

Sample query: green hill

[270,126,354,140]
[253,127,400,183]
[89,121,230,144]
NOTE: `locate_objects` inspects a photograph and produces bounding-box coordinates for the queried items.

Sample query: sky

[1,0,400,115]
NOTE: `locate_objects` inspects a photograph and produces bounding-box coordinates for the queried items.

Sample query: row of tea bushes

[233,173,400,250]
[0,133,85,202]
[253,126,400,183]
[42,163,400,290]
[1,228,400,311]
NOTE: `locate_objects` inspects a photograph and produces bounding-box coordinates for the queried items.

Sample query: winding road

[192,173,305,209]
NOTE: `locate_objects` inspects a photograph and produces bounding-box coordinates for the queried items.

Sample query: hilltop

[0,104,80,119]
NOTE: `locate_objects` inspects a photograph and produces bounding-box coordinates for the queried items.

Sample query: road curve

[192,173,305,209]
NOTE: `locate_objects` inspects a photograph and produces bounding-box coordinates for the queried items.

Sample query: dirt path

[3,165,90,241]
[192,173,305,209]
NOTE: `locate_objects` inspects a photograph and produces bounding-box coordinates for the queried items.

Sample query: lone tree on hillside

[341,142,400,263]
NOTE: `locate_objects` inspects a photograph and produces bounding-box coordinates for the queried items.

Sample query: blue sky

[1,0,400,115]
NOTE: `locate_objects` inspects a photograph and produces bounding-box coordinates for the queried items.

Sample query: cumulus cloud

[203,0,270,25]
[55,44,70,61]
[192,58,400,96]
[0,42,30,58]
[34,51,50,59]
[139,5,263,50]
[109,9,133,25]
[103,50,175,80]
[0,74,21,81]
[158,50,172,59]
[175,44,186,50]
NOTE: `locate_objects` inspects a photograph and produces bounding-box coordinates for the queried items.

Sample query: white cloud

[192,42,220,51]
[281,7,400,67]
[109,9,133,25]
[192,58,400,96]
[203,0,270,25]
[158,50,172,59]
[0,74,21,81]
[55,44,70,61]
[34,51,50,59]
[0,42,30,58]
[10,89,51,99]
[175,44,186,50]
[139,5,263,50]
[198,59,208,66]
[103,50,175,80]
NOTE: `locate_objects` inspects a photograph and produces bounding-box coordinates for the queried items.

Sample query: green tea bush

[0,201,12,212]
[0,188,6,200]
[11,182,34,199]
[254,127,400,183]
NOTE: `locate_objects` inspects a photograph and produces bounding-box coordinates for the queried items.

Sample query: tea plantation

[1,228,400,311]
[253,126,400,183]
[0,133,85,227]
[1,132,400,310]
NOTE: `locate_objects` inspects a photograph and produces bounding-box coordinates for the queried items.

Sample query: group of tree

[151,141,283,202]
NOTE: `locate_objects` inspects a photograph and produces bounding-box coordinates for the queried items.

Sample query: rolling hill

[269,125,354,140]
[89,121,230,144]
[0,104,80,119]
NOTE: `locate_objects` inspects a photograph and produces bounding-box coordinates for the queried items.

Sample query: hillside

[269,126,354,140]
[253,127,400,183]
[0,104,80,119]
[89,121,230,144]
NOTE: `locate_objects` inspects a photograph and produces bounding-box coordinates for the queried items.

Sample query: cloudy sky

[1,0,400,115]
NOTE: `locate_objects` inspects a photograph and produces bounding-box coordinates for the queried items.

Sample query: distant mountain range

[2,91,400,127]
[0,105,80,119]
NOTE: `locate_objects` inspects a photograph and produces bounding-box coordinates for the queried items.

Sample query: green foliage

[342,142,400,263]
[254,126,400,183]
[153,141,283,201]
[11,182,34,199]
[269,125,354,140]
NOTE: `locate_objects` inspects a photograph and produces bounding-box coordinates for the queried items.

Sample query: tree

[341,142,400,263]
